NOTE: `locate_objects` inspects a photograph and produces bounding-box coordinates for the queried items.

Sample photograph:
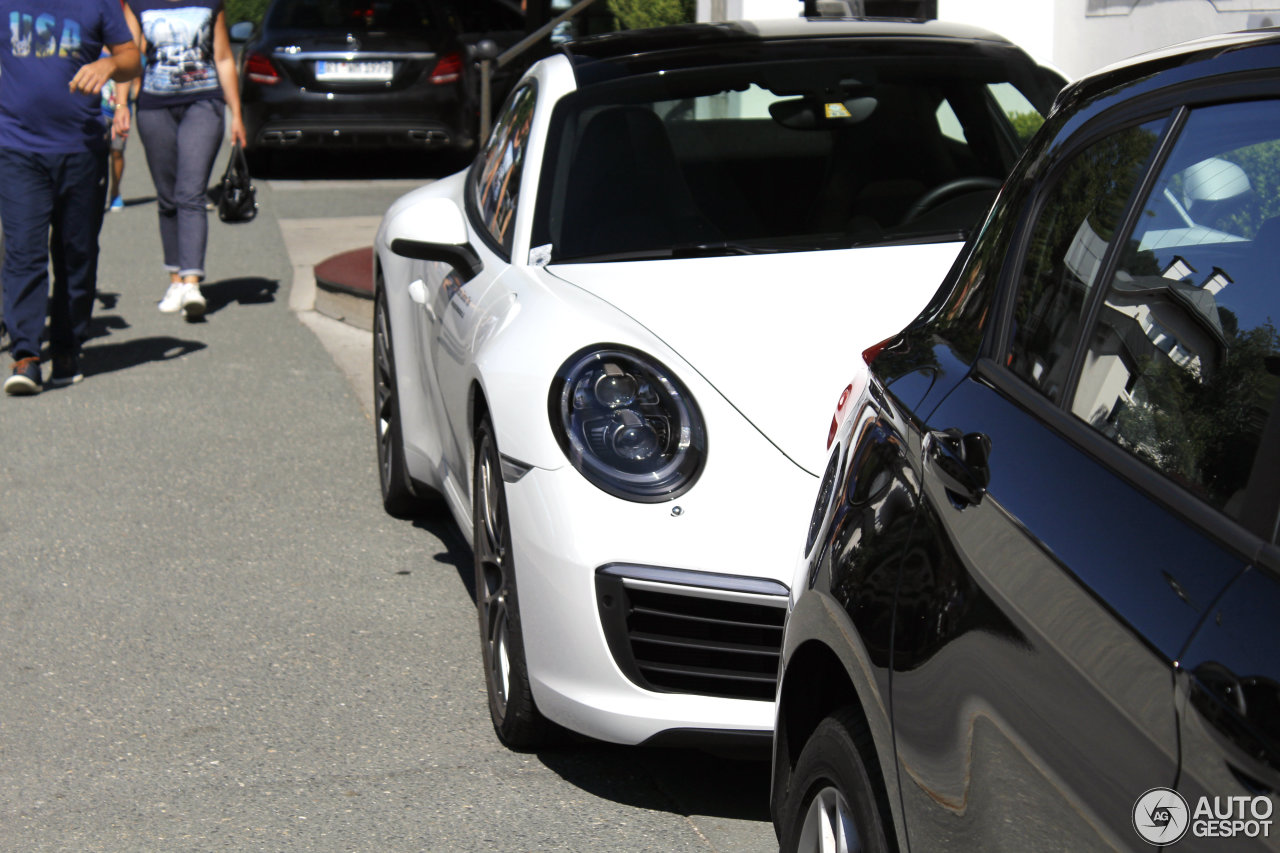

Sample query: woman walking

[129,0,245,319]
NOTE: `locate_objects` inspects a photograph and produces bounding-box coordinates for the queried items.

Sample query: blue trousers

[136,100,225,280]
[0,147,108,361]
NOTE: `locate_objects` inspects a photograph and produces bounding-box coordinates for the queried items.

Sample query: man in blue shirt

[0,0,140,394]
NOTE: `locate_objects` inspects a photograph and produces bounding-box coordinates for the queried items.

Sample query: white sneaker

[181,283,206,319]
[158,282,186,313]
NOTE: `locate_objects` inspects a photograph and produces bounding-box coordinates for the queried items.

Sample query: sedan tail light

[429,52,462,85]
[245,52,279,85]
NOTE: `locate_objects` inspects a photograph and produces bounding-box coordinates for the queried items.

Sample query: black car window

[1006,120,1164,403]
[1072,100,1280,526]
[268,0,435,32]
[473,82,536,255]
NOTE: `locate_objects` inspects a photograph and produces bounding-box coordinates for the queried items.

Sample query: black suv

[773,29,1280,853]
[233,0,524,169]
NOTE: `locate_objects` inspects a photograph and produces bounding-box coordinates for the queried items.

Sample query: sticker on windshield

[825,102,852,119]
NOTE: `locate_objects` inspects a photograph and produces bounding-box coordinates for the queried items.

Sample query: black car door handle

[924,428,991,507]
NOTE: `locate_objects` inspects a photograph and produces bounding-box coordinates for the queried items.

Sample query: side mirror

[386,197,483,282]
[229,20,255,42]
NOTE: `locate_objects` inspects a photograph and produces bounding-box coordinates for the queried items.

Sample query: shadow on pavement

[201,276,279,315]
[540,742,773,823]
[408,511,474,599]
[81,335,206,378]
[86,313,131,342]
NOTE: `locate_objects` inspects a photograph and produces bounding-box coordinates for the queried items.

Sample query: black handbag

[217,144,258,223]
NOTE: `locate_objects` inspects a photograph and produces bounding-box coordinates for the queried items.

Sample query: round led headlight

[550,346,706,502]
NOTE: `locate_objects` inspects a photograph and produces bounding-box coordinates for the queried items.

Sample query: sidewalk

[278,215,381,419]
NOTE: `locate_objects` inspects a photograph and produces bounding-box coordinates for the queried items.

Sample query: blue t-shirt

[0,0,133,152]
[128,0,222,110]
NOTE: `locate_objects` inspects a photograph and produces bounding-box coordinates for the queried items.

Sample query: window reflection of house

[1201,266,1231,296]
[1021,216,1108,393]
[1064,216,1108,288]
[1161,255,1196,283]
[1073,265,1230,437]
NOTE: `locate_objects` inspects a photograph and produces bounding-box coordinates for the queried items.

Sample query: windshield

[533,52,1054,262]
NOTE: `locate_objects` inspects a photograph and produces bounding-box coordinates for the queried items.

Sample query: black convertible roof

[560,18,1027,86]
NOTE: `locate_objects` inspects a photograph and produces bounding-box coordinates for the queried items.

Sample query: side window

[473,82,537,255]
[1073,100,1280,524]
[989,82,1044,144]
[1007,120,1163,402]
[935,98,968,144]
[936,85,1042,145]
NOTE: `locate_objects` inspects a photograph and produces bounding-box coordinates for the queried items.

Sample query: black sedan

[232,0,523,170]
[772,28,1280,853]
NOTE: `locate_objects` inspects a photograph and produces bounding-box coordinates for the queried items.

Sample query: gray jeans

[136,99,225,279]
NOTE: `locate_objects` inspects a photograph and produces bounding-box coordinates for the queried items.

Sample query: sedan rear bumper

[251,118,460,150]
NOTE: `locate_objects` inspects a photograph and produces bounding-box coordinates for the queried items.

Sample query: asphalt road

[0,149,777,852]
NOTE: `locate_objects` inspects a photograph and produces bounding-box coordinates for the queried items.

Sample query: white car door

[419,256,500,504]
[418,82,539,511]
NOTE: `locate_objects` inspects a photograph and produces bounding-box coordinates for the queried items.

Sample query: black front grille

[597,567,787,701]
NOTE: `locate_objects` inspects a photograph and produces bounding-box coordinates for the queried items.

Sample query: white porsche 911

[373,18,1062,750]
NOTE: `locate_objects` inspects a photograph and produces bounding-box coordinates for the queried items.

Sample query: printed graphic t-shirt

[129,0,222,109]
[0,0,133,152]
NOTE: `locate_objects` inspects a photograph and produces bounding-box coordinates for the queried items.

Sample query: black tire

[473,415,552,749]
[781,707,893,853]
[373,285,423,518]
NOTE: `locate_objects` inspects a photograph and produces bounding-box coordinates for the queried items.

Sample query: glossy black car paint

[236,0,524,162]
[773,31,1280,852]
[561,18,1066,95]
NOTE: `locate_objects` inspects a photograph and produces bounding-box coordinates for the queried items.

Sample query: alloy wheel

[475,429,512,715]
[373,293,396,491]
[797,785,860,853]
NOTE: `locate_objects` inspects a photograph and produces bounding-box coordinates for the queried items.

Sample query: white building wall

[941,0,1280,80]
[935,0,1067,73]
[701,0,1280,80]
[698,0,804,21]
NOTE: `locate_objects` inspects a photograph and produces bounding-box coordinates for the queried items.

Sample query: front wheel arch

[774,641,896,851]
[373,279,429,517]
[472,411,555,749]
[780,705,895,853]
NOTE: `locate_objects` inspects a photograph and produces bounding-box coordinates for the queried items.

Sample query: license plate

[315,60,393,81]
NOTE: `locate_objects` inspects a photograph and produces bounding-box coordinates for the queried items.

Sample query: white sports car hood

[549,242,962,476]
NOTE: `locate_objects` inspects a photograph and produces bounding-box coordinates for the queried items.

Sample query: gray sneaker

[4,356,41,395]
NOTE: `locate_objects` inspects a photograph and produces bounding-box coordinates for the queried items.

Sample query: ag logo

[1134,787,1190,845]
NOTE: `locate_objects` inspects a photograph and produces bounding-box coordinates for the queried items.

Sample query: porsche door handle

[924,429,991,507]
[407,279,436,320]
